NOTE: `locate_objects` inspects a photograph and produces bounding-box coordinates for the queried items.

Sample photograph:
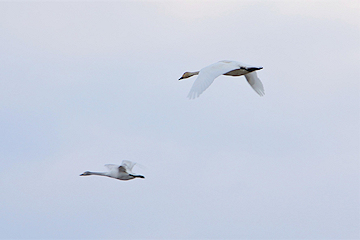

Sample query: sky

[0,1,359,239]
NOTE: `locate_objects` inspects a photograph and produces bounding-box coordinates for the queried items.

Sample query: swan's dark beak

[178,77,184,80]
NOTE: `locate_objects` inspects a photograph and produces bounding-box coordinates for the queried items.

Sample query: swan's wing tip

[187,95,197,100]
[121,160,134,165]
[256,89,265,96]
[253,88,265,96]
[187,91,200,99]
[244,72,265,97]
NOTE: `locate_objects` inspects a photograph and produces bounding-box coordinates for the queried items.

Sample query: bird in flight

[80,160,145,181]
[179,60,265,99]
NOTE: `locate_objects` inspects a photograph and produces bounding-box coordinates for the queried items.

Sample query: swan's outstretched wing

[244,72,265,96]
[121,160,136,173]
[104,164,120,170]
[188,61,241,99]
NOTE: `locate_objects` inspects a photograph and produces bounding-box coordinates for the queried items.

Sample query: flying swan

[80,160,145,181]
[179,60,265,99]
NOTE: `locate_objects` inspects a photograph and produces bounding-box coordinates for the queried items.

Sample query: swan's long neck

[80,171,108,176]
[89,172,107,176]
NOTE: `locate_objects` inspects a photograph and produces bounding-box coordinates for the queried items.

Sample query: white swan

[179,60,265,99]
[80,160,145,181]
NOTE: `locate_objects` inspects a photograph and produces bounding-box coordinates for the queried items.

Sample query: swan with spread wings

[80,160,145,181]
[179,60,265,99]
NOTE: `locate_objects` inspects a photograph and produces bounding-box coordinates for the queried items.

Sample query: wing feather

[121,160,136,173]
[187,61,241,99]
[104,164,120,170]
[244,72,265,96]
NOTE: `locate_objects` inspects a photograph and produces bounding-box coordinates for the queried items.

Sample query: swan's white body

[80,160,145,181]
[179,60,265,99]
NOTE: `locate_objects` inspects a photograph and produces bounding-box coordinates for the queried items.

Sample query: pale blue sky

[0,1,359,239]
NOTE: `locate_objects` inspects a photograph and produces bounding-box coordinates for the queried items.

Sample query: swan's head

[179,72,197,80]
[80,171,91,176]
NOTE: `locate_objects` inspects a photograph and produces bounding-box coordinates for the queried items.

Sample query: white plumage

[80,160,145,181]
[179,60,265,99]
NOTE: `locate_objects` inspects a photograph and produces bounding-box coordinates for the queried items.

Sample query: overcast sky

[0,1,359,239]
